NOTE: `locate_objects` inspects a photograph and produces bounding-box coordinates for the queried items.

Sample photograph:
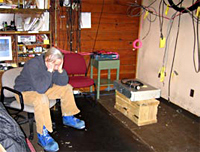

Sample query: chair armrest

[1,86,24,112]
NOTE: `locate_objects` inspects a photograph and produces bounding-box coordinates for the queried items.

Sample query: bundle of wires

[126,0,200,102]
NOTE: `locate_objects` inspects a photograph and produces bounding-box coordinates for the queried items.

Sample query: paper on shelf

[40,12,49,31]
[45,0,50,9]
[26,18,39,31]
[36,0,44,9]
[33,16,44,31]
[44,39,49,44]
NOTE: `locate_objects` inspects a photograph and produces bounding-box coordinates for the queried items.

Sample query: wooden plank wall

[52,0,141,89]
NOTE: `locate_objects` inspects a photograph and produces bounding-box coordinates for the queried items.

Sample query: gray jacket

[14,54,69,93]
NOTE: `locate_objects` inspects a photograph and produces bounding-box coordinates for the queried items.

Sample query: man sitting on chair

[14,47,85,152]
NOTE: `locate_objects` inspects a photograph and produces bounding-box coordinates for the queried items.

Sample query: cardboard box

[115,91,159,126]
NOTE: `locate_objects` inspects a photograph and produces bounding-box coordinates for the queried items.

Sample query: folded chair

[1,67,57,140]
[63,53,97,102]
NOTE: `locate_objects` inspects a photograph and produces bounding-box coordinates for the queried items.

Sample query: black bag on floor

[0,102,30,152]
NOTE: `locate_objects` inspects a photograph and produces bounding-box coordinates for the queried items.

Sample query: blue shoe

[38,126,59,152]
[63,116,85,129]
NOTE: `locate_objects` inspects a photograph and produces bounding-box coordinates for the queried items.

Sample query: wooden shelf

[0,6,52,90]
[0,31,51,35]
[0,8,48,14]
[18,43,50,49]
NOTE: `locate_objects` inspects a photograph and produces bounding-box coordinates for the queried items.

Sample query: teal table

[90,59,120,99]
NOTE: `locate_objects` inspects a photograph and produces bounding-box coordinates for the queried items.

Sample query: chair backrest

[1,67,23,97]
[63,53,87,75]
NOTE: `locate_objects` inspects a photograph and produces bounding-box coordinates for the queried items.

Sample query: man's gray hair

[45,47,63,62]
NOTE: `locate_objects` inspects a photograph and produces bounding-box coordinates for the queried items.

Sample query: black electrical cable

[75,1,80,52]
[75,5,78,52]
[186,9,200,23]
[163,0,184,7]
[162,12,177,68]
[86,0,105,74]
[159,0,165,39]
[147,6,157,22]
[69,1,73,51]
[192,1,197,72]
[66,8,71,50]
[72,3,76,52]
[127,2,157,22]
[126,2,157,41]
[78,0,81,52]
[92,0,104,52]
[142,14,152,40]
[196,15,200,72]
[59,5,66,49]
[192,5,200,73]
[168,10,182,102]
[127,3,145,17]
[168,0,200,13]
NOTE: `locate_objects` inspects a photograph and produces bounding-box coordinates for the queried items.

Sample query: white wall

[137,0,200,116]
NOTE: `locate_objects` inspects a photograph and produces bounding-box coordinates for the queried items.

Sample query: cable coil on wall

[168,0,200,13]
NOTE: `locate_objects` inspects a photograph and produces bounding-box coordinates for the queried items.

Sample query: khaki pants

[15,84,80,134]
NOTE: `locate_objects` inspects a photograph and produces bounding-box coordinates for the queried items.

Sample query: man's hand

[58,60,63,73]
[45,55,63,73]
[46,61,54,73]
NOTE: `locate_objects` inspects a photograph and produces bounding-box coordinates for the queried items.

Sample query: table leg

[90,64,93,92]
[107,69,111,91]
[116,66,120,80]
[97,68,101,99]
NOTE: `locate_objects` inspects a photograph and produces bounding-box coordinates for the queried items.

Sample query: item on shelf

[40,12,49,31]
[91,50,119,60]
[0,3,17,9]
[18,62,25,67]
[16,17,23,31]
[18,35,36,43]
[34,46,43,52]
[0,63,17,71]
[23,0,33,8]
[0,5,51,69]
[35,0,50,9]
[2,21,7,31]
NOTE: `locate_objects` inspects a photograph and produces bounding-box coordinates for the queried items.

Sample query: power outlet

[190,89,194,97]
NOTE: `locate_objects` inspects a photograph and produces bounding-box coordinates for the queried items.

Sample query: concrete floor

[99,92,200,152]
[19,91,199,152]
[21,93,153,152]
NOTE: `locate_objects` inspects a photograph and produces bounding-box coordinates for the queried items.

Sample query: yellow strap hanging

[159,37,166,48]
[165,4,169,15]
[144,10,149,20]
[159,66,166,82]
[196,7,200,17]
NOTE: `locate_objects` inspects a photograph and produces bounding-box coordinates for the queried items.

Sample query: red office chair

[63,53,96,102]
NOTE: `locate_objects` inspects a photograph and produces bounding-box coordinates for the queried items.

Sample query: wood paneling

[53,0,141,90]
[82,4,128,14]
[90,13,139,24]
[81,40,133,49]
[85,23,139,32]
[81,0,135,5]
[81,31,138,41]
